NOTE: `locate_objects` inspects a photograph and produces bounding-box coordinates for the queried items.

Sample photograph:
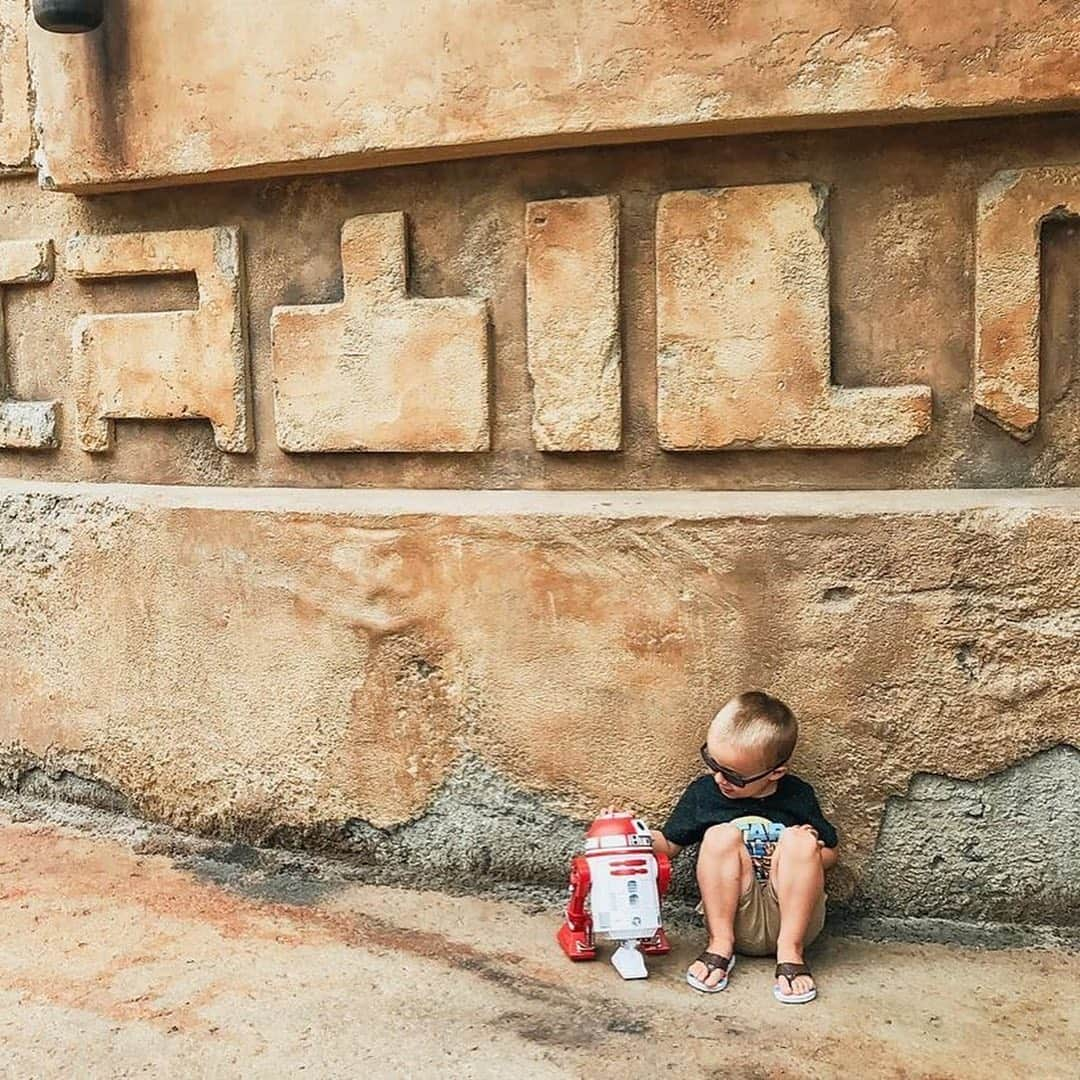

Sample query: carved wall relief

[0,241,57,449]
[271,212,491,453]
[525,196,621,451]
[67,227,252,453]
[975,166,1080,441]
[656,183,932,450]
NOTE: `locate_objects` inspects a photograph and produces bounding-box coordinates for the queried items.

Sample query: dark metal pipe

[32,0,104,34]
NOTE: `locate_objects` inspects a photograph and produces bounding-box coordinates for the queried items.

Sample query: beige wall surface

[26,0,1080,191]
[0,0,30,167]
[2,481,1078,900]
[4,3,1080,926]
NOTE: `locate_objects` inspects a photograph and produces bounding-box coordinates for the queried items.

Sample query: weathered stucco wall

[2,481,1079,919]
[2,2,1079,932]
[24,0,1080,191]
[858,747,1080,928]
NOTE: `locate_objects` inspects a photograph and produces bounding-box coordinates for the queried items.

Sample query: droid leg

[611,940,648,979]
[556,855,596,961]
[641,850,672,955]
[639,928,672,955]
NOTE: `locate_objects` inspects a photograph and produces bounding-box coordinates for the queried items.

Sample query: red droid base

[556,811,672,979]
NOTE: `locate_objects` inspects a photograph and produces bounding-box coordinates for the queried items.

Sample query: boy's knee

[700,823,744,855]
[776,826,819,858]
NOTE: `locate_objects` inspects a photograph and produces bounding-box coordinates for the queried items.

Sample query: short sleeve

[803,785,839,848]
[661,782,705,848]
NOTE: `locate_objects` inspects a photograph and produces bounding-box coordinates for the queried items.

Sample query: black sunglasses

[700,743,787,788]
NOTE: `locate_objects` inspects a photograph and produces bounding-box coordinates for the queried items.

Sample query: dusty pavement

[0,804,1075,1080]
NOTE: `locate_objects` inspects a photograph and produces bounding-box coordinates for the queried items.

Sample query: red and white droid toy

[556,811,672,979]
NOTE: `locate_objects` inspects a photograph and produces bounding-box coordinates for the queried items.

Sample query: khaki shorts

[696,881,827,957]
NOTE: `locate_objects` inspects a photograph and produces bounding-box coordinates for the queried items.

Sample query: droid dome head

[583,812,653,853]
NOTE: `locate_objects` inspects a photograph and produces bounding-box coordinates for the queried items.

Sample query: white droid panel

[589,855,661,941]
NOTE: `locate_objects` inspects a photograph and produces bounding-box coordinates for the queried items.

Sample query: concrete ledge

[28,1,1080,192]
[5,478,1080,517]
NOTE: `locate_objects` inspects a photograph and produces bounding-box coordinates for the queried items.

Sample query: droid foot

[556,921,596,961]
[640,928,671,955]
[611,941,648,980]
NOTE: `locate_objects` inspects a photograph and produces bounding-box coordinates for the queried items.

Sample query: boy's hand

[793,824,839,870]
[793,824,825,848]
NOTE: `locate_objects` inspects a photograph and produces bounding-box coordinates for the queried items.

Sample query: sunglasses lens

[702,746,749,786]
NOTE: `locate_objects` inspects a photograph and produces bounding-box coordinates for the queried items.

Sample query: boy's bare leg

[689,824,755,988]
[770,825,825,997]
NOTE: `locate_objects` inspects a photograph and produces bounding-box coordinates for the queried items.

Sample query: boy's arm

[650,830,682,859]
[795,783,840,868]
[793,823,839,869]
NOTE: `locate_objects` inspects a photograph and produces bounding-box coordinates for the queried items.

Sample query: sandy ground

[0,809,1075,1080]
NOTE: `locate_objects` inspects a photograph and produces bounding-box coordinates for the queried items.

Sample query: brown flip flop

[686,950,735,993]
[774,961,817,1004]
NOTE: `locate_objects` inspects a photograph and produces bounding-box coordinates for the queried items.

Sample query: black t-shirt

[662,774,838,881]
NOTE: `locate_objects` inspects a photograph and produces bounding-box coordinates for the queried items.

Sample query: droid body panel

[556,811,671,979]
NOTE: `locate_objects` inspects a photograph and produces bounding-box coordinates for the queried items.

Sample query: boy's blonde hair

[709,690,798,766]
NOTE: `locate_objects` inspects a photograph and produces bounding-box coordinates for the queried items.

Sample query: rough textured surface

[2,479,1080,919]
[526,196,621,451]
[0,239,57,449]
[25,0,1080,192]
[0,237,53,285]
[0,0,30,167]
[975,164,1080,441]
[6,7,1080,948]
[67,227,252,453]
[856,746,1080,926]
[657,183,932,449]
[0,811,1077,1079]
[2,0,1080,963]
[15,766,133,814]
[0,399,57,448]
[271,212,490,452]
[5,115,1080,486]
[336,757,584,887]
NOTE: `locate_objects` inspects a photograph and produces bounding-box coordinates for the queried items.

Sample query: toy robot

[556,810,672,979]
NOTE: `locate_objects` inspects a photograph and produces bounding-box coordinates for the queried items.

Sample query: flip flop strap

[696,951,732,975]
[775,962,812,979]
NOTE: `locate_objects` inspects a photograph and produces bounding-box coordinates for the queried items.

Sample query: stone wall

[858,747,1080,930]
[2,481,1079,924]
[0,1,1078,931]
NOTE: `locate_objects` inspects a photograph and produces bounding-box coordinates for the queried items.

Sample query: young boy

[651,691,838,1004]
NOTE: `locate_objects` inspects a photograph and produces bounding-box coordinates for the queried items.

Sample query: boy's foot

[686,950,735,993]
[773,961,816,1004]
